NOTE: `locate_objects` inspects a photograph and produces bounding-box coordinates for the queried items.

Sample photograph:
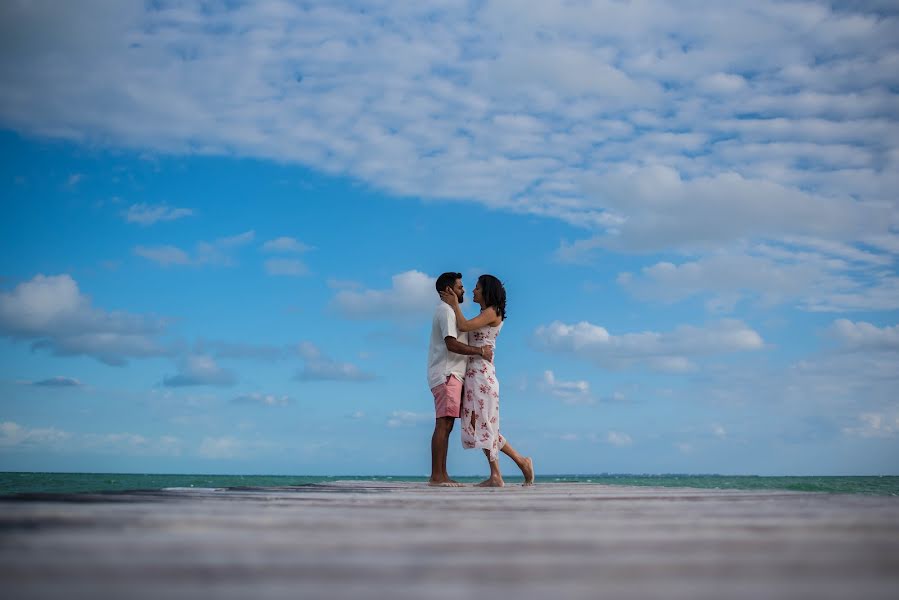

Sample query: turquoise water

[1,472,897,496]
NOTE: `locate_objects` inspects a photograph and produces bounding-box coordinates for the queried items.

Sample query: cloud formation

[0,273,170,365]
[194,339,288,361]
[842,413,898,439]
[294,341,376,382]
[124,203,193,225]
[541,370,593,405]
[32,376,83,387]
[81,432,183,456]
[134,245,191,266]
[197,435,275,459]
[163,355,236,387]
[232,392,291,407]
[262,237,312,254]
[135,230,255,267]
[0,421,70,448]
[534,319,764,372]
[617,243,899,313]
[829,319,899,352]
[0,0,895,267]
[606,431,633,447]
[264,258,308,277]
[386,411,431,428]
[198,436,243,459]
[332,270,435,320]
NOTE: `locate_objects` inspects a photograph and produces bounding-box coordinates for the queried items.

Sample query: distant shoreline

[2,472,897,496]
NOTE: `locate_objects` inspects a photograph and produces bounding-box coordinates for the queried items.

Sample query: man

[427,272,494,487]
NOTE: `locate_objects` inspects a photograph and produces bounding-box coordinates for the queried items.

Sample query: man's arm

[445,337,494,362]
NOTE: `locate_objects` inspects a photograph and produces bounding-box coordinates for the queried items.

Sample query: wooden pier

[2,482,898,599]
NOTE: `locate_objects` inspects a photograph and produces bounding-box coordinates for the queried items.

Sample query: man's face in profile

[449,278,464,303]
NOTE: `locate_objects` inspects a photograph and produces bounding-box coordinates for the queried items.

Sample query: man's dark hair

[435,272,462,293]
[478,274,506,320]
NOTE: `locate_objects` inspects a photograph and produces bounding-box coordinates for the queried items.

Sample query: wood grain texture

[2,482,898,599]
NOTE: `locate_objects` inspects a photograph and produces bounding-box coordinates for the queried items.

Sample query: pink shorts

[431,375,463,418]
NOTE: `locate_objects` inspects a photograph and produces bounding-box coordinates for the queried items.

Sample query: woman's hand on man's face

[439,290,458,306]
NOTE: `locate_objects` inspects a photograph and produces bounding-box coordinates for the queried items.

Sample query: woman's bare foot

[521,457,534,486]
[476,477,504,487]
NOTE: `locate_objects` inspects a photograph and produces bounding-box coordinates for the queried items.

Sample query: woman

[440,274,534,487]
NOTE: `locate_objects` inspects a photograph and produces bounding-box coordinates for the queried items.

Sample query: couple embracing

[427,272,534,487]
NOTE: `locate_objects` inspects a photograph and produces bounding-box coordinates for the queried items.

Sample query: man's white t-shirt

[427,303,468,389]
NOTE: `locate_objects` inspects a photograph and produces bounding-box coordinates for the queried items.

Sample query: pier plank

[2,482,898,599]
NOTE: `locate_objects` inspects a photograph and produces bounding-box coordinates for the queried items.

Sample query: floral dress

[461,322,505,462]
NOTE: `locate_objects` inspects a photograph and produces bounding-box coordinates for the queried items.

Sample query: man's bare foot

[476,477,504,487]
[521,457,535,486]
[428,478,464,487]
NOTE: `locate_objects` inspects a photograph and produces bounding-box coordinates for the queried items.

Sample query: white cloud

[327,278,363,291]
[198,436,242,459]
[296,341,322,361]
[842,413,898,439]
[541,370,593,405]
[194,339,287,361]
[124,202,193,225]
[0,420,185,455]
[386,411,431,428]
[554,237,607,265]
[617,244,899,313]
[332,270,436,320]
[134,230,255,267]
[81,432,183,456]
[575,166,893,254]
[0,273,170,365]
[262,237,312,253]
[294,341,376,382]
[675,442,694,454]
[195,230,255,266]
[296,360,375,382]
[534,319,763,372]
[697,72,747,94]
[712,424,727,439]
[232,392,291,407]
[264,258,308,277]
[6,2,892,261]
[606,431,633,447]
[0,421,70,448]
[134,245,190,266]
[829,319,899,352]
[164,355,236,387]
[32,376,83,387]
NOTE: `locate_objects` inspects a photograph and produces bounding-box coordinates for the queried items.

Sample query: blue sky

[1,1,897,476]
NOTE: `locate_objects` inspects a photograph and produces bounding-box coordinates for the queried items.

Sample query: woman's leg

[476,450,504,487]
[500,441,535,486]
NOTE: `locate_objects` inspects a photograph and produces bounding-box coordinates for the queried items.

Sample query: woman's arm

[445,337,494,362]
[439,291,498,332]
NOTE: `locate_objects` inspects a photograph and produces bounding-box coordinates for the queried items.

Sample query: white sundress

[460,322,505,462]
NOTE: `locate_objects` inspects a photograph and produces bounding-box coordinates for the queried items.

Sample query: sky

[1,0,897,477]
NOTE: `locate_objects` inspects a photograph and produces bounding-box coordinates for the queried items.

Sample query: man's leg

[429,417,461,486]
[429,376,463,487]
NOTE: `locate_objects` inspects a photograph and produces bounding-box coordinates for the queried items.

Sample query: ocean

[1,472,897,496]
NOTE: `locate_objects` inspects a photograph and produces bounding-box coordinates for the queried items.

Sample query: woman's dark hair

[435,272,462,293]
[478,274,506,320]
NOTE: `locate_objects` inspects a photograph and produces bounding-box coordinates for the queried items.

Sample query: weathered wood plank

[2,482,898,599]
